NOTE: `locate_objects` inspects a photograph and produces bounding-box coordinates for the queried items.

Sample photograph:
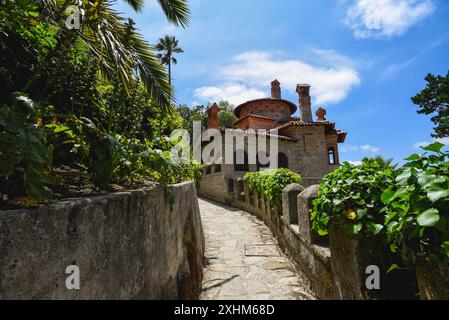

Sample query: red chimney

[296,84,313,123]
[271,79,281,99]
[207,103,220,129]
[316,107,327,122]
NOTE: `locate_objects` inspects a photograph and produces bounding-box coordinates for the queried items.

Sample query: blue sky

[116,0,449,164]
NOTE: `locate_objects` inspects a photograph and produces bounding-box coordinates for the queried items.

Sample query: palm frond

[122,0,144,12]
[156,0,190,28]
[79,1,172,108]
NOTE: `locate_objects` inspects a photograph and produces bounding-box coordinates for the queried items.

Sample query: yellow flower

[345,209,357,220]
[51,117,58,124]
[35,117,43,127]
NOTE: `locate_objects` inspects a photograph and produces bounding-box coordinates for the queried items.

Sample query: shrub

[382,142,449,269]
[311,157,396,237]
[244,168,301,210]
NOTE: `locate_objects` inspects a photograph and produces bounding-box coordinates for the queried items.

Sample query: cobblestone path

[199,198,316,300]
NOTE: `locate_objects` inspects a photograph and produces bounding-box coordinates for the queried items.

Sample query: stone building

[199,80,347,202]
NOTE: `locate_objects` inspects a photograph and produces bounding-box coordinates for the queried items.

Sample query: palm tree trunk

[168,60,172,86]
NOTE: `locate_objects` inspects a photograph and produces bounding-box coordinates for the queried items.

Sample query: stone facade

[201,80,347,200]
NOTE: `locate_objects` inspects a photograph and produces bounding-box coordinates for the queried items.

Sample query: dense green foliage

[412,71,449,139]
[0,0,198,206]
[382,142,449,269]
[176,101,237,136]
[311,143,449,270]
[244,169,301,210]
[311,157,396,237]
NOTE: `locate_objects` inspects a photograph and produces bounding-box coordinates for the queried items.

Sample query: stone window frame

[328,147,336,165]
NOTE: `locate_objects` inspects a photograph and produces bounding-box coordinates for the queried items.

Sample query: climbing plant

[310,157,396,237]
[382,142,449,270]
[244,168,301,210]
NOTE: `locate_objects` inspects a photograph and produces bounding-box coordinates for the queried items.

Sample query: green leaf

[387,264,399,273]
[381,187,394,203]
[404,154,421,161]
[417,173,445,190]
[423,142,444,153]
[442,242,449,259]
[317,229,328,236]
[367,222,384,235]
[426,186,449,203]
[396,168,412,185]
[417,208,440,227]
[390,243,397,253]
[387,221,399,234]
[354,223,363,234]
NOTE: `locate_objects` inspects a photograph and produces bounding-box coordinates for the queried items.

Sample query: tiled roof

[233,113,276,125]
[222,128,296,142]
[337,130,348,143]
[271,120,335,132]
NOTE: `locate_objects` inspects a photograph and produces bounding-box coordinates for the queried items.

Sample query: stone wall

[0,182,205,300]
[199,180,424,300]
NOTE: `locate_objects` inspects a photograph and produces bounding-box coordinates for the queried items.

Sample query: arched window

[234,151,249,172]
[328,147,336,165]
[278,153,289,169]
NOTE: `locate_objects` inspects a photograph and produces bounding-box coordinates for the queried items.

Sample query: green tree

[217,101,237,128]
[2,0,190,108]
[176,101,236,135]
[177,104,208,136]
[156,35,184,85]
[412,71,449,138]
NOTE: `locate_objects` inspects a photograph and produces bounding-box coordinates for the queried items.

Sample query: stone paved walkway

[199,198,316,300]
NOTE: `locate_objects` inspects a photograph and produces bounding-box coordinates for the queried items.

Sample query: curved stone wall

[0,182,205,300]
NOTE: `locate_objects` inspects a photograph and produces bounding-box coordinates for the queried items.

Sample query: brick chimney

[271,79,281,99]
[296,84,313,123]
[207,103,220,129]
[316,107,327,122]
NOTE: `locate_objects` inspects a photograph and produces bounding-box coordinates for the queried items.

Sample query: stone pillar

[243,182,250,204]
[297,185,320,243]
[296,84,313,123]
[232,179,239,201]
[282,184,305,226]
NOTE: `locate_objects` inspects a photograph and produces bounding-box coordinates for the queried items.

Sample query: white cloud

[413,137,449,149]
[345,0,435,39]
[194,50,360,106]
[380,57,418,80]
[194,84,265,106]
[341,144,380,153]
[361,144,380,153]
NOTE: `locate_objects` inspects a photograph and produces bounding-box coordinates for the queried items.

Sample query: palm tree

[21,0,190,108]
[156,35,184,86]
